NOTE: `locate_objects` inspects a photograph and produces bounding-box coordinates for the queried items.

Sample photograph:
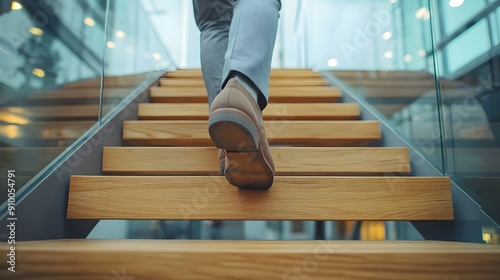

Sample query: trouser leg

[222,0,281,110]
[192,0,233,106]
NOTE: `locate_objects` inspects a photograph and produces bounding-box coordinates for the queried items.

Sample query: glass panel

[308,0,444,170]
[439,0,487,36]
[439,70,500,222]
[436,1,500,223]
[0,1,104,206]
[490,6,500,46]
[444,19,491,73]
[89,0,176,237]
[101,0,173,119]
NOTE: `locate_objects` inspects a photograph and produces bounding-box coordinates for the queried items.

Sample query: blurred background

[0,0,498,243]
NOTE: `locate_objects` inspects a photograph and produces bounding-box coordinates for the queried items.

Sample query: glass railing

[101,0,173,118]
[433,0,500,225]
[290,0,500,230]
[0,0,174,211]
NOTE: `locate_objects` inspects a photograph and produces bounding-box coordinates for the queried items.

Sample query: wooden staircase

[4,69,500,279]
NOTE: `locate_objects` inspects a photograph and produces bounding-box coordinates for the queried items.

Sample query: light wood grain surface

[67,176,453,220]
[150,86,342,103]
[122,120,381,146]
[160,78,329,87]
[166,68,323,79]
[2,240,499,280]
[102,147,410,175]
[138,103,360,120]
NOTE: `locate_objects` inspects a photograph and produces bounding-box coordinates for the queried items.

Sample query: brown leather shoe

[209,78,275,190]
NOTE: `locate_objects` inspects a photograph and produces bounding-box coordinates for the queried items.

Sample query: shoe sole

[208,108,274,190]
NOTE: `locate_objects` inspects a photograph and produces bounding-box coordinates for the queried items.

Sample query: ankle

[230,72,260,105]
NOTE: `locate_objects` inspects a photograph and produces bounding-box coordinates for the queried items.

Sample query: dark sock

[232,73,259,104]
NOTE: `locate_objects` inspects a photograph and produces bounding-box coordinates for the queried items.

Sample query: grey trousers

[193,0,281,109]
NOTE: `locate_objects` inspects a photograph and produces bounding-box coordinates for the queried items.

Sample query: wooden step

[102,147,410,175]
[166,68,323,79]
[150,86,342,103]
[137,103,360,120]
[67,176,452,220]
[4,240,499,279]
[159,78,329,87]
[123,120,381,146]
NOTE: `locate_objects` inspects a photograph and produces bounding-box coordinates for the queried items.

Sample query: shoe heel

[224,150,274,190]
[208,108,259,151]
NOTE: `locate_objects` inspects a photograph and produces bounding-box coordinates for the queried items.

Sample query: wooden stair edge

[122,120,381,147]
[4,240,499,279]
[137,103,361,121]
[67,176,453,220]
[101,147,411,175]
[149,86,342,103]
[166,68,324,78]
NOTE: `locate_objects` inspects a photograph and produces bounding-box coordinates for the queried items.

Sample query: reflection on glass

[320,0,499,224]
[439,0,486,35]
[100,0,173,119]
[0,0,105,206]
[305,0,499,224]
[0,0,174,209]
[445,19,491,73]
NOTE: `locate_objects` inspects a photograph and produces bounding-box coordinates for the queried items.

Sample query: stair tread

[122,120,381,146]
[166,68,323,79]
[13,239,499,253]
[102,147,410,175]
[159,78,329,87]
[138,103,360,120]
[67,176,453,220]
[150,86,342,103]
[9,240,498,279]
